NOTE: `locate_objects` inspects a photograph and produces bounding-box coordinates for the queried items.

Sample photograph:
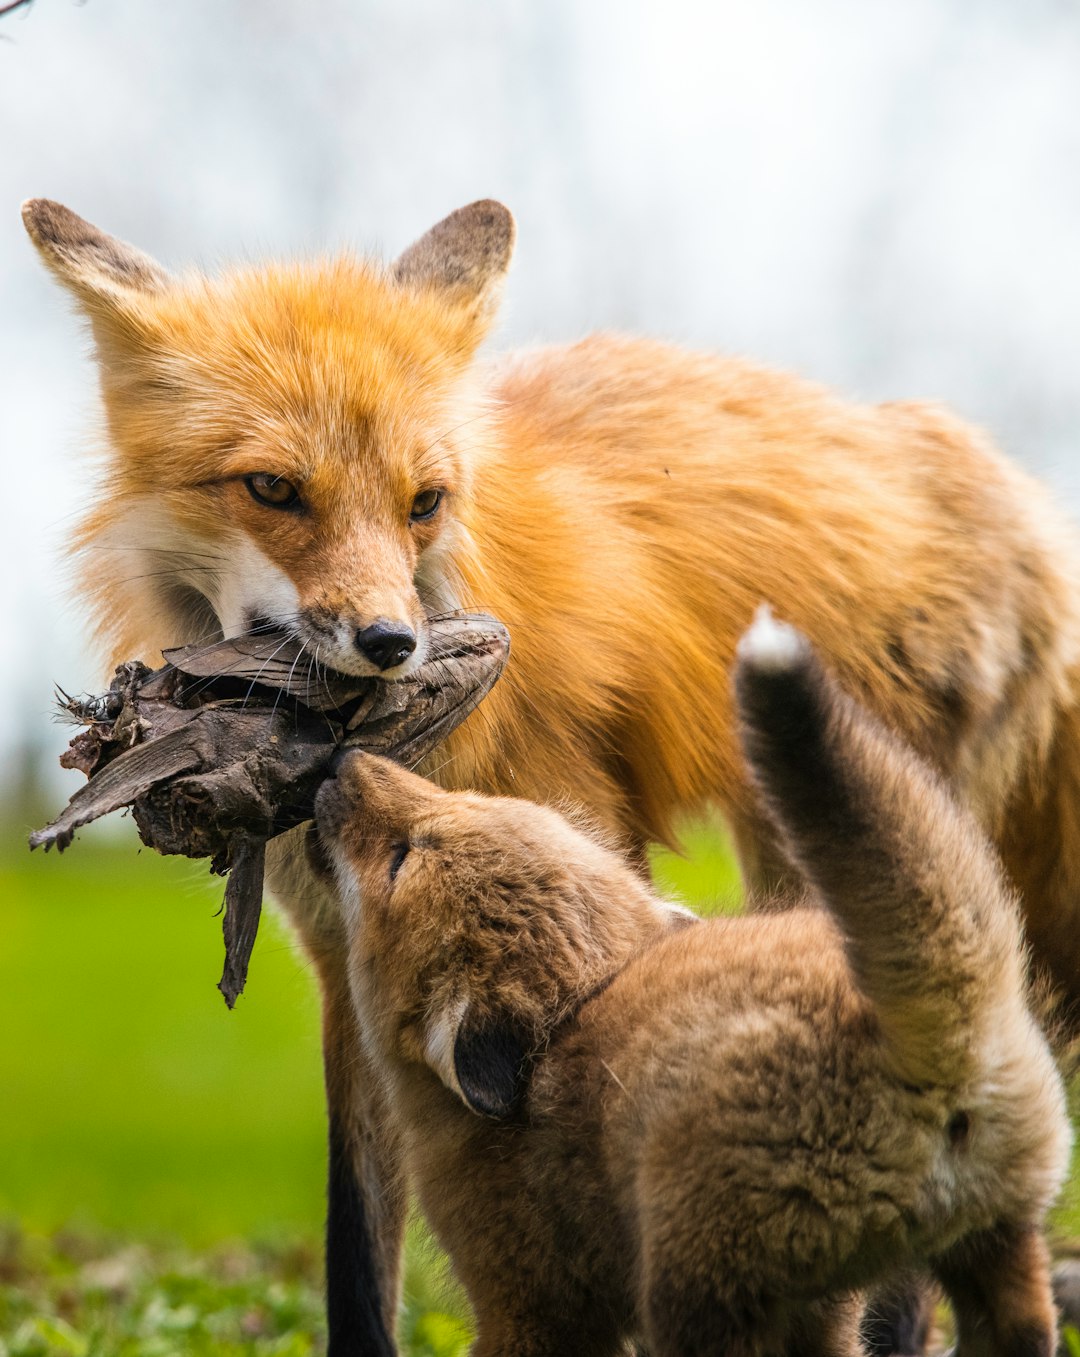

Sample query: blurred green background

[0,811,744,1353]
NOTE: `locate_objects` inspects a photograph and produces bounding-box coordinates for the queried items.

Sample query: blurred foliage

[0,1222,478,1357]
[0,1227,325,1356]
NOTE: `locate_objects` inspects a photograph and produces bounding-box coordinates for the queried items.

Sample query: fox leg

[787,1296,866,1357]
[858,1274,936,1357]
[642,1294,765,1357]
[267,833,405,1357]
[934,1223,1057,1357]
[997,688,1080,1027]
[321,967,405,1357]
[643,1279,860,1357]
[640,1237,772,1357]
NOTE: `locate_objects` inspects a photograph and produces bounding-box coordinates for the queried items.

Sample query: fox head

[314,750,677,1117]
[22,197,515,677]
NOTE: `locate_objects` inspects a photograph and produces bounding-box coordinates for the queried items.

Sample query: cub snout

[312,750,383,850]
[313,750,447,872]
[313,769,349,846]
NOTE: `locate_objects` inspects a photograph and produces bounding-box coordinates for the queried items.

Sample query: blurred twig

[0,0,33,16]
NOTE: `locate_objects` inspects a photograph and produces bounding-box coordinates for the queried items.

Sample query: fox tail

[733,607,1028,1087]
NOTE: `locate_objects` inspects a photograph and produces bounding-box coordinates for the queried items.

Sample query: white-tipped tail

[736,605,807,672]
[735,611,1028,1088]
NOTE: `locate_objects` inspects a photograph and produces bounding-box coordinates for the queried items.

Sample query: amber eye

[245,473,301,509]
[409,488,442,522]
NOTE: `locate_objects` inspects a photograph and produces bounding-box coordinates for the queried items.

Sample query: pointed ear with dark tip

[21,198,171,308]
[393,199,515,321]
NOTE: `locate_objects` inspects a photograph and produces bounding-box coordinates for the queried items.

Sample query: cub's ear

[21,199,171,308]
[425,998,530,1119]
[454,1016,530,1119]
[393,199,515,321]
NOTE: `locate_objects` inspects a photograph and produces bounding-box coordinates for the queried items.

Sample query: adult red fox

[23,196,1080,1356]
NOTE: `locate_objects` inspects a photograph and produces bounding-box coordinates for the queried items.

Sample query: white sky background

[1,0,1079,804]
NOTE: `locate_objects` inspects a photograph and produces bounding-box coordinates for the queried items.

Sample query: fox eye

[246,473,300,509]
[410,488,442,522]
[389,842,411,882]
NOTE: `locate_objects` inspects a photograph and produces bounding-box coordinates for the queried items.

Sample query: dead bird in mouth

[30,613,510,1005]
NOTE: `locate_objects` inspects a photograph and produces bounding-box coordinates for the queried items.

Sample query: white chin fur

[213,536,301,639]
[202,532,431,679]
[99,500,432,680]
[736,604,808,672]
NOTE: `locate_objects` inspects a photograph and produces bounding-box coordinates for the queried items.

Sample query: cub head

[22,197,515,676]
[314,752,675,1118]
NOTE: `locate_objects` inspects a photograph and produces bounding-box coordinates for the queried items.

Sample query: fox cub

[315,612,1071,1357]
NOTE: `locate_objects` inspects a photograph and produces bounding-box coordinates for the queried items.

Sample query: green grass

[0,1229,326,1356]
[0,1223,476,1356]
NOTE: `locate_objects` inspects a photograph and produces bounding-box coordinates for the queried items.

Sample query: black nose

[355,619,417,671]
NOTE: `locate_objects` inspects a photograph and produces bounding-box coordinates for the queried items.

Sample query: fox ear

[393,199,515,320]
[425,997,530,1119]
[21,199,171,309]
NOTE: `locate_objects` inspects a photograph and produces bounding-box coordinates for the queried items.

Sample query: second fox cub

[316,611,1070,1357]
[23,196,1080,1352]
